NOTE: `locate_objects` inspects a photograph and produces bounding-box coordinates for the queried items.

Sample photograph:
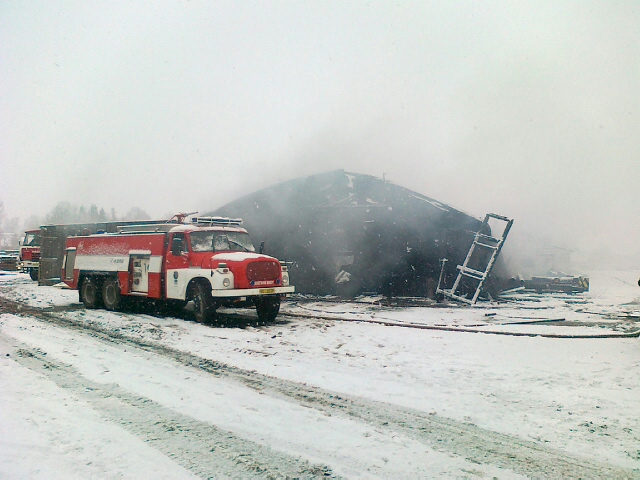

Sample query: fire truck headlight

[282,272,289,286]
[223,278,231,288]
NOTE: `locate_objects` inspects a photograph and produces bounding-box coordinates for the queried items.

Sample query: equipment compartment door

[130,255,150,293]
[63,248,76,282]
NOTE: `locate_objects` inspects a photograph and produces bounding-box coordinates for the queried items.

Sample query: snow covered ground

[0,270,639,477]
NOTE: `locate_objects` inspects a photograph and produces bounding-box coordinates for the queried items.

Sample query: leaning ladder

[437,213,513,305]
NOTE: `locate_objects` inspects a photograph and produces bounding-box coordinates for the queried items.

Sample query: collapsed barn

[210,170,511,298]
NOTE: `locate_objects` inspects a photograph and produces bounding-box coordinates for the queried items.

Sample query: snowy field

[0,271,639,478]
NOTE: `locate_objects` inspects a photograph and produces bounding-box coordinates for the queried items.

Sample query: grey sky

[1,1,638,255]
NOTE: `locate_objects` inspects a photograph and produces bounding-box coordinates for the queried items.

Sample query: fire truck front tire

[29,268,38,281]
[80,276,103,309]
[255,296,281,322]
[191,282,215,323]
[102,277,121,311]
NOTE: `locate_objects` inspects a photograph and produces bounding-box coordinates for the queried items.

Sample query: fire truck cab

[19,229,41,281]
[62,217,294,323]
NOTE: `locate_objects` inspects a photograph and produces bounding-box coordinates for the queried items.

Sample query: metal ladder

[437,213,513,305]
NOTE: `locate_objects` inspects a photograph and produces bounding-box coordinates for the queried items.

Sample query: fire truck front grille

[247,261,280,282]
[22,249,40,261]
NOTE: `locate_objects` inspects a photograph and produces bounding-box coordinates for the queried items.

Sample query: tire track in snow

[0,332,336,479]
[1,295,637,478]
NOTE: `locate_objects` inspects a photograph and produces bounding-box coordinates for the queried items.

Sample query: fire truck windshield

[190,231,255,253]
[23,233,40,246]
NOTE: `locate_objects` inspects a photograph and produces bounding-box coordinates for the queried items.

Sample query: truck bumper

[210,286,295,297]
[19,261,39,269]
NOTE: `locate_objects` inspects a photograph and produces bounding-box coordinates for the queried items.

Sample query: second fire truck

[61,217,294,322]
[19,229,41,281]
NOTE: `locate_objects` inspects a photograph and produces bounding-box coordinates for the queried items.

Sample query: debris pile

[523,275,590,294]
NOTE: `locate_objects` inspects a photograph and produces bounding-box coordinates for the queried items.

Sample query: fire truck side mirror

[259,241,265,254]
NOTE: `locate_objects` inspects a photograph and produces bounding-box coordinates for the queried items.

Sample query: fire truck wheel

[29,268,38,281]
[81,276,103,309]
[192,282,214,323]
[102,277,121,311]
[255,296,280,322]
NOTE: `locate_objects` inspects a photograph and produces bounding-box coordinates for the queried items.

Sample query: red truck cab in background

[19,229,41,281]
[61,217,294,322]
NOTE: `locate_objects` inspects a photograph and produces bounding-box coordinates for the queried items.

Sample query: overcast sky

[1,1,638,255]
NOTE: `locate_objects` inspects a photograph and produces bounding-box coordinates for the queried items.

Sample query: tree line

[42,202,151,225]
[0,200,152,248]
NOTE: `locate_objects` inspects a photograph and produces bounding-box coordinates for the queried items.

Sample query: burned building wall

[211,170,503,298]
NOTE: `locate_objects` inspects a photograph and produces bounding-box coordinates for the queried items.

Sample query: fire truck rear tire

[192,282,214,323]
[81,276,103,309]
[102,277,121,311]
[29,268,39,281]
[255,296,280,322]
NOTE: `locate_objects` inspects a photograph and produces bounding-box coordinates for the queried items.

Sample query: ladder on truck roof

[116,217,244,233]
[436,213,513,305]
[191,217,243,226]
[117,223,177,233]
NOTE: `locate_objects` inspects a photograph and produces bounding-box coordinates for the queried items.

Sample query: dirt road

[2,288,638,478]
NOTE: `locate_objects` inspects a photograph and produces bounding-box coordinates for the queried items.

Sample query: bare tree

[123,207,151,221]
[46,201,77,224]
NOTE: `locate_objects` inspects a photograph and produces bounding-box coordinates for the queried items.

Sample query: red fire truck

[19,229,41,281]
[61,217,294,323]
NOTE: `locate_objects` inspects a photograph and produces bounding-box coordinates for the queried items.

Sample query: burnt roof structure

[210,170,502,298]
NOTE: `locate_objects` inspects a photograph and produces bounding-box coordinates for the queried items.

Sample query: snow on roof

[212,252,270,262]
